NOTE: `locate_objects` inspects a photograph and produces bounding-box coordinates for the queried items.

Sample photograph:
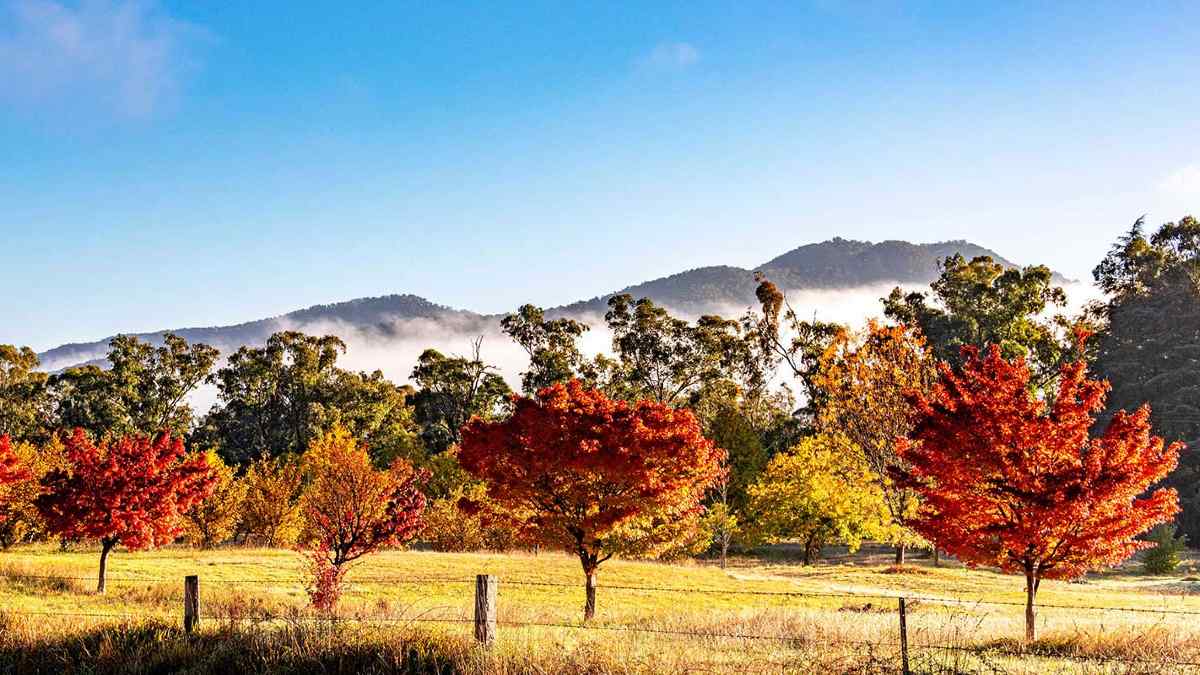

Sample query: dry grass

[0,543,1198,673]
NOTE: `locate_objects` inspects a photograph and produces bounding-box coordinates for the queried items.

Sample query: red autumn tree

[459,380,725,620]
[895,346,1180,641]
[35,430,215,593]
[0,436,30,493]
[299,425,427,611]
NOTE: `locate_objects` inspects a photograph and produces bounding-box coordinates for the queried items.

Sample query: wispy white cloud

[639,41,700,71]
[0,0,206,117]
[1159,164,1200,199]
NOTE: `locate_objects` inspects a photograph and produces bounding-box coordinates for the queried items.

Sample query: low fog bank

[36,280,1105,418]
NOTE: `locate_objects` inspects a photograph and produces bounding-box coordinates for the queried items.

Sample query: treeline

[0,218,1196,551]
[0,216,1195,637]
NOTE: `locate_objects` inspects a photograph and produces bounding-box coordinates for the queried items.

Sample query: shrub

[1143,524,1188,574]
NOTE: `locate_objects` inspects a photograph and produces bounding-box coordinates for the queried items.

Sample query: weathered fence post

[474,574,497,645]
[184,575,199,634]
[898,596,910,675]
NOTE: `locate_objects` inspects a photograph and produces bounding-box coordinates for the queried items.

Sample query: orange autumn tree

[299,426,427,611]
[813,320,937,564]
[895,346,1180,641]
[459,380,725,620]
[36,430,215,593]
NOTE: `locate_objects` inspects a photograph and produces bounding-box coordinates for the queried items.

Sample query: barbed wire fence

[3,570,1200,673]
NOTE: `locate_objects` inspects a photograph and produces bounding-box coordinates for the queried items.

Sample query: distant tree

[238,455,305,547]
[1090,216,1200,540]
[459,381,724,620]
[744,433,888,565]
[895,346,1180,641]
[299,426,426,611]
[419,484,525,553]
[690,383,770,567]
[183,451,247,549]
[743,275,842,422]
[197,331,420,466]
[49,334,218,439]
[36,431,215,592]
[0,346,51,442]
[813,321,936,563]
[199,332,346,463]
[604,294,754,407]
[883,254,1071,384]
[409,339,510,453]
[501,304,591,393]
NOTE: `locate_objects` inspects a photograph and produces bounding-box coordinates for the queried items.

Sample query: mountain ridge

[37,238,1069,369]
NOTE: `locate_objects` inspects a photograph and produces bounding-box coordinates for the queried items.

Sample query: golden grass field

[1,543,1199,673]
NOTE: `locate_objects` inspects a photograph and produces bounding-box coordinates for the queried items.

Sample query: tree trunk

[97,539,115,594]
[894,543,906,565]
[583,570,597,621]
[933,547,940,567]
[719,533,729,570]
[1025,569,1039,642]
[802,536,821,565]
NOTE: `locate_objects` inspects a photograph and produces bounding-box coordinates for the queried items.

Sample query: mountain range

[37,238,1062,370]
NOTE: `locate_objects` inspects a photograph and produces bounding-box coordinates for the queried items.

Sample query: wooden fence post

[475,574,497,645]
[184,575,199,634]
[898,596,910,675]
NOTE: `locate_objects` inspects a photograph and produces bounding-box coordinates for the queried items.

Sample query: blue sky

[2,1,1198,351]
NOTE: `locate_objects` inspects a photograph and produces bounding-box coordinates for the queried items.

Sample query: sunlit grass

[1,543,1199,673]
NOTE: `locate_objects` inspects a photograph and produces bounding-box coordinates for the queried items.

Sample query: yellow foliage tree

[0,437,66,549]
[299,425,426,567]
[744,433,889,565]
[813,320,937,563]
[184,451,247,548]
[238,454,305,547]
[421,482,529,553]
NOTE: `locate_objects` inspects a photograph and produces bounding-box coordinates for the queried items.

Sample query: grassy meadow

[1,543,1199,674]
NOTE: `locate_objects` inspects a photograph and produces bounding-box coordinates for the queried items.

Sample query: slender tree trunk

[583,569,597,621]
[803,536,821,565]
[97,539,115,594]
[1025,568,1039,642]
[933,547,940,567]
[719,532,730,570]
[894,543,906,565]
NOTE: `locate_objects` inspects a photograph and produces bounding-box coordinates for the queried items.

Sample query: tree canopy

[883,254,1070,383]
[49,334,218,440]
[408,340,510,454]
[501,304,590,394]
[896,345,1179,641]
[458,380,724,620]
[36,430,215,592]
[1090,215,1200,540]
[197,331,421,466]
[0,346,50,443]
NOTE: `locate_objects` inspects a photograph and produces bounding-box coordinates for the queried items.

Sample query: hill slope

[37,238,1059,369]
